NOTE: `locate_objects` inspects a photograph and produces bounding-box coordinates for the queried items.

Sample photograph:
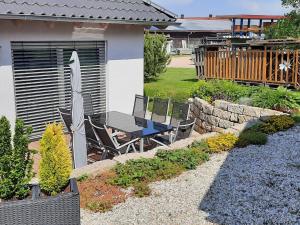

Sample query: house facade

[0,0,176,138]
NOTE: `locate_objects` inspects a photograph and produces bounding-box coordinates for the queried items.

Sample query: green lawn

[144,68,198,101]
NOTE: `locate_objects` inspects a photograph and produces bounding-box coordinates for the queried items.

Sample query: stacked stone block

[190,98,285,134]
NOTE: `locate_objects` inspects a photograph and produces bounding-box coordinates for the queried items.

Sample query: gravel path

[81,126,300,225]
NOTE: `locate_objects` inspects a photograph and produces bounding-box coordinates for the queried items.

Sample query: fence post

[295,49,299,88]
[262,47,267,84]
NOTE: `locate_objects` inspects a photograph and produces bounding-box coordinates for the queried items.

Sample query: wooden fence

[195,48,300,88]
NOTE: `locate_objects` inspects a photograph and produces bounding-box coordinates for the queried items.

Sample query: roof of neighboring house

[216,15,285,20]
[0,0,177,25]
[155,18,232,33]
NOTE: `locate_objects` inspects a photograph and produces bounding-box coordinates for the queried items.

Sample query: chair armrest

[117,138,140,149]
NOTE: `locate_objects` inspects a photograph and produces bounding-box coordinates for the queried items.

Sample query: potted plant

[0,120,80,225]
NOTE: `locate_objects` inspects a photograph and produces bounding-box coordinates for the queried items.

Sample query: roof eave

[0,14,177,26]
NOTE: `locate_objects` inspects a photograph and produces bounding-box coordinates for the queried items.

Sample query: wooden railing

[195,48,300,88]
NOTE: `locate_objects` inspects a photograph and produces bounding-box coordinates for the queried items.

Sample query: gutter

[0,14,178,26]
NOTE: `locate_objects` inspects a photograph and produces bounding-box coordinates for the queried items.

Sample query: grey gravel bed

[81,126,300,225]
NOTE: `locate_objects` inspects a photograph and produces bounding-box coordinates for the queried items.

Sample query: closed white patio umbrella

[69,51,87,169]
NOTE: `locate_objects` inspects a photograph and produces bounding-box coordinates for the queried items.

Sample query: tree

[282,0,300,8]
[265,0,300,39]
[144,32,170,82]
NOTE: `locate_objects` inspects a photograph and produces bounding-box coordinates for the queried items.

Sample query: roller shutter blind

[11,41,106,139]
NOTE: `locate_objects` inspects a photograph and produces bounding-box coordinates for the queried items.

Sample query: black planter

[0,179,80,225]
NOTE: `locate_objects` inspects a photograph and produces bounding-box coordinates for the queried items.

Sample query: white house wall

[0,20,144,128]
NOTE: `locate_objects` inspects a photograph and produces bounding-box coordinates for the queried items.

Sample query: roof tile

[0,0,176,24]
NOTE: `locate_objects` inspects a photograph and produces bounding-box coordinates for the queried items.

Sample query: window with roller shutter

[11,41,106,139]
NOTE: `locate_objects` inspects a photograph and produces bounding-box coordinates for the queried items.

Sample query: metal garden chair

[151,97,170,123]
[150,119,196,148]
[82,92,94,116]
[132,94,149,118]
[88,116,139,159]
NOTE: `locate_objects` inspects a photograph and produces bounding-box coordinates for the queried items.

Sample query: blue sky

[153,0,288,17]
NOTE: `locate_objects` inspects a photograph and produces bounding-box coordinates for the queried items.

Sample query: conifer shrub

[0,117,34,200]
[236,130,268,148]
[39,123,72,195]
[206,133,238,153]
[258,115,295,134]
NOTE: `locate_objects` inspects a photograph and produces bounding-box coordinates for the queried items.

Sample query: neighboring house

[151,14,284,52]
[0,0,176,138]
[151,16,231,52]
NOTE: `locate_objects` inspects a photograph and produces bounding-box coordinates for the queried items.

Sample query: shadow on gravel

[198,126,300,225]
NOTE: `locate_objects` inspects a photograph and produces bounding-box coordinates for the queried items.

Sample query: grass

[144,68,198,101]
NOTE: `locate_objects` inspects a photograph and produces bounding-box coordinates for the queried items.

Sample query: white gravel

[81,126,300,225]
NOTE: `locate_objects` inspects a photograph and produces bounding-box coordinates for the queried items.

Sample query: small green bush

[133,183,151,198]
[236,130,268,148]
[190,140,211,153]
[86,201,113,213]
[39,123,72,195]
[0,117,34,200]
[156,148,209,170]
[252,87,299,112]
[258,115,295,134]
[192,80,253,103]
[110,158,184,188]
[191,80,300,111]
[206,133,238,153]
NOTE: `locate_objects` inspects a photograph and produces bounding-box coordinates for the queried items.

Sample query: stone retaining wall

[190,98,285,134]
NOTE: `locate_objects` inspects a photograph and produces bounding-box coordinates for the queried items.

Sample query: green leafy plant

[252,87,300,112]
[206,133,238,153]
[191,80,299,112]
[258,115,295,134]
[110,158,184,188]
[39,123,72,195]
[86,200,113,213]
[0,117,34,200]
[77,174,89,182]
[156,148,209,170]
[236,130,268,148]
[133,182,151,198]
[144,32,170,82]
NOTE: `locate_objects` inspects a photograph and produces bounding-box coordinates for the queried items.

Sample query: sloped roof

[0,0,177,25]
[164,18,232,32]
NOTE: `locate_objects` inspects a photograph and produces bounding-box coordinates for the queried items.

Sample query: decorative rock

[212,126,225,133]
[238,115,254,124]
[213,108,231,120]
[230,113,239,123]
[218,119,234,129]
[214,100,229,111]
[202,104,214,115]
[260,108,284,117]
[207,115,220,127]
[202,121,212,132]
[228,104,244,114]
[243,106,262,117]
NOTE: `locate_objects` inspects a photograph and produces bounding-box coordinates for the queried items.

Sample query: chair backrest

[84,115,99,146]
[170,102,190,127]
[174,119,196,142]
[58,108,72,134]
[132,95,148,118]
[83,92,94,116]
[151,98,169,123]
[89,117,117,150]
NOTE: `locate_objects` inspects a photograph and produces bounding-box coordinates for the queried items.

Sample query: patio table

[90,111,173,152]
